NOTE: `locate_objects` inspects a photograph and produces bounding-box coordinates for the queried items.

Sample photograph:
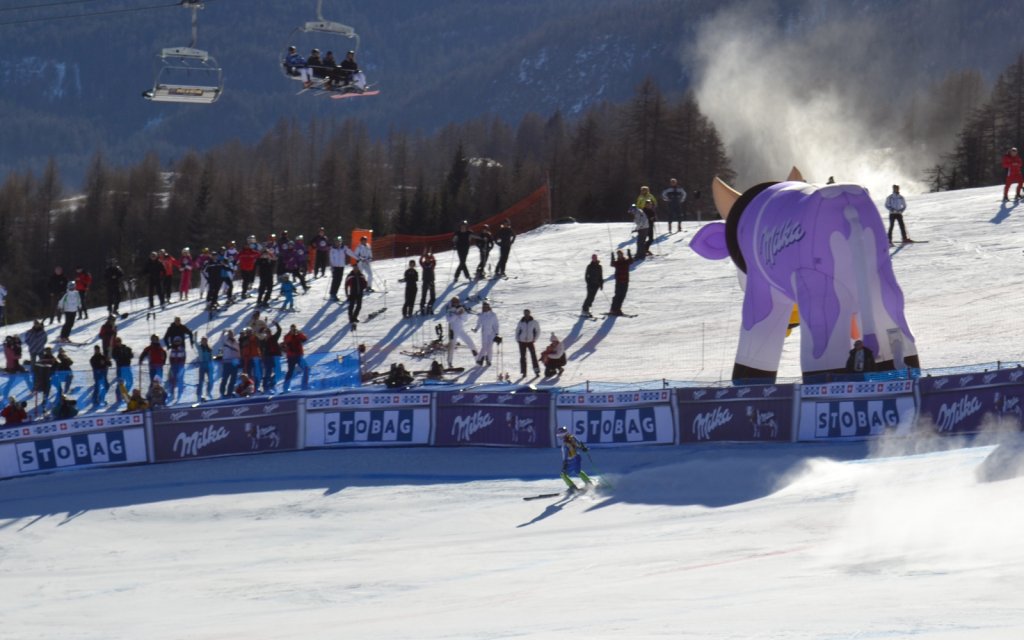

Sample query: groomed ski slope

[2,185,1024,638]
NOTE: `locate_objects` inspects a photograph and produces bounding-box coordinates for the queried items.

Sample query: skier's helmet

[557,425,568,435]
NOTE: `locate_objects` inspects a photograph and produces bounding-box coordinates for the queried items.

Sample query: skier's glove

[493,336,502,344]
[581,445,589,452]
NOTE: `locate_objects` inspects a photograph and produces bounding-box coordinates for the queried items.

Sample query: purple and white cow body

[691,179,919,381]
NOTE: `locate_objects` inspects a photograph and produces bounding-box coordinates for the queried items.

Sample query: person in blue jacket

[557,425,594,492]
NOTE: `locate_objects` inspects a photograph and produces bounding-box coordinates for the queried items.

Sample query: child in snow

[280,273,296,311]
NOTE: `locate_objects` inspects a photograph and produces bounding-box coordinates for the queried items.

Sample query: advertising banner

[0,427,148,479]
[435,391,551,447]
[554,390,674,445]
[677,384,794,443]
[797,379,916,440]
[151,399,300,462]
[304,392,431,447]
[918,368,1024,434]
[0,412,145,443]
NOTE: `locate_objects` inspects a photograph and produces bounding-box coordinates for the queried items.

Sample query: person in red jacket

[158,250,179,304]
[236,243,260,299]
[139,334,167,383]
[282,324,310,392]
[74,267,93,320]
[1002,147,1023,202]
[1,396,28,426]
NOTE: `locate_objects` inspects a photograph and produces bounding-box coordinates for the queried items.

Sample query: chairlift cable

[0,0,103,13]
[0,0,219,28]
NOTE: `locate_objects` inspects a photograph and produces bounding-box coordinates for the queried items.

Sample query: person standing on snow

[515,308,541,377]
[473,301,500,367]
[328,237,356,302]
[1003,147,1023,202]
[56,282,81,342]
[104,258,124,316]
[419,250,437,314]
[400,260,418,318]
[636,185,658,239]
[47,266,68,325]
[609,249,634,316]
[493,220,515,277]
[631,204,650,258]
[445,296,478,366]
[0,282,6,326]
[139,335,167,383]
[354,236,375,292]
[451,222,473,282]
[311,227,331,278]
[475,224,494,279]
[345,265,368,325]
[255,249,277,308]
[556,425,594,493]
[582,254,603,317]
[282,324,310,392]
[884,184,912,245]
[177,248,194,301]
[74,267,92,320]
[661,178,687,233]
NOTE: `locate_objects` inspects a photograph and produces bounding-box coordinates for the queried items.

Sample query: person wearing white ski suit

[473,302,500,366]
[57,282,82,341]
[354,238,374,291]
[445,297,477,366]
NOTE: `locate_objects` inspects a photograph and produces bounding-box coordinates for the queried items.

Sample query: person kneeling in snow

[557,425,594,493]
[540,333,566,378]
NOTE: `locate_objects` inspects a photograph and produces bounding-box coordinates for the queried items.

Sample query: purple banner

[435,391,552,447]
[677,385,794,442]
[918,370,1024,434]
[151,399,300,461]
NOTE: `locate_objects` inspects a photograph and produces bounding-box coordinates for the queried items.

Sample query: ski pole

[585,450,613,488]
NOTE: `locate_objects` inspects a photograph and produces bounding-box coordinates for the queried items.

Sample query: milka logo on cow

[690,171,920,383]
[760,219,805,267]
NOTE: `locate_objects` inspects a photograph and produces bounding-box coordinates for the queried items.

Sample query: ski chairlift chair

[143,0,222,104]
[281,0,361,86]
[144,46,223,104]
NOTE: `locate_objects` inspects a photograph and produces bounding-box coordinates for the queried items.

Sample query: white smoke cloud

[690,2,932,197]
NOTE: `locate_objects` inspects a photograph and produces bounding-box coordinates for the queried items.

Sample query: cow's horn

[712,176,741,220]
[787,166,804,182]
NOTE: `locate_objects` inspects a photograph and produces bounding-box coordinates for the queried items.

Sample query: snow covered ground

[3,184,1024,638]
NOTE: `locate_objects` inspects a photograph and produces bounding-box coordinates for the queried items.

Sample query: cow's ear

[712,177,741,220]
[787,166,804,182]
[690,222,730,260]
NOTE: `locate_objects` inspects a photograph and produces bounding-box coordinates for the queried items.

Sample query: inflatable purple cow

[690,171,920,382]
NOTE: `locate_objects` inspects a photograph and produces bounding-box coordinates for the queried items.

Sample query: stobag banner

[798,379,917,441]
[0,416,148,479]
[151,399,300,462]
[304,392,431,447]
[435,391,551,447]
[677,384,794,443]
[918,368,1024,434]
[554,390,675,445]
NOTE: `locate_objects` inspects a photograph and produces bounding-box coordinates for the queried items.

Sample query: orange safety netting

[372,183,550,259]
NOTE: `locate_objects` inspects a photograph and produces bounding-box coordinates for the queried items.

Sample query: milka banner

[435,391,551,447]
[304,392,431,447]
[677,384,794,443]
[798,380,916,441]
[0,427,147,479]
[554,390,675,445]
[151,399,300,462]
[918,368,1024,434]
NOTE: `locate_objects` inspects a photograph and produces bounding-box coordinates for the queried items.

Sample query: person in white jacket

[56,282,82,342]
[354,237,375,291]
[631,204,651,257]
[515,308,541,376]
[445,296,477,367]
[473,301,500,366]
[328,238,357,301]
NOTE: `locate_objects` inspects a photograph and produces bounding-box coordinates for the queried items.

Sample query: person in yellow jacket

[119,380,149,412]
[635,185,658,254]
[557,425,594,492]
